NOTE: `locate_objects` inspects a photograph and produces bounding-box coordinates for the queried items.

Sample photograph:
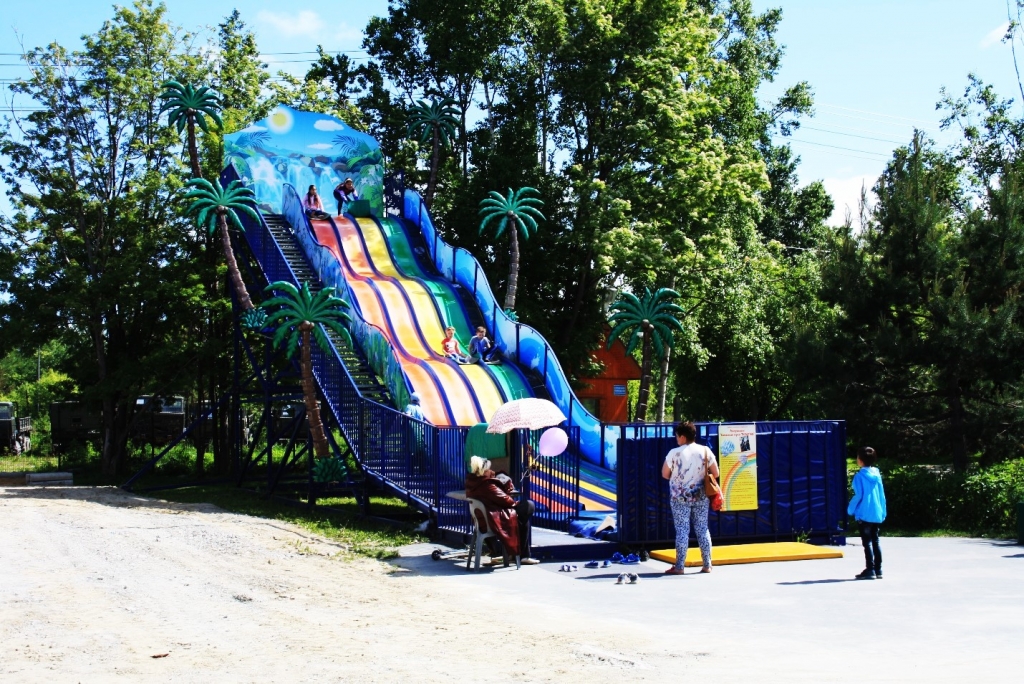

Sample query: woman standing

[662,421,719,575]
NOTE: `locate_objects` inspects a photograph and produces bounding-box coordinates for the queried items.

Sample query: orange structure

[576,332,642,423]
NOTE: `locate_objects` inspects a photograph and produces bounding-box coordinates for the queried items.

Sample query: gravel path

[5,486,1017,682]
[0,487,686,683]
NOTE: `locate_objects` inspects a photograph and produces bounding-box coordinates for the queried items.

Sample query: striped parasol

[486,398,566,434]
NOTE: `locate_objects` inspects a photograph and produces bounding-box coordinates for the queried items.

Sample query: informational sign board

[718,424,758,511]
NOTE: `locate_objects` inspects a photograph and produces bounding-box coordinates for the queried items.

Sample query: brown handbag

[704,449,724,511]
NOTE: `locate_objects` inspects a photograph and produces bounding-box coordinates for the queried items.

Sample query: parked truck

[0,402,33,454]
[49,395,186,453]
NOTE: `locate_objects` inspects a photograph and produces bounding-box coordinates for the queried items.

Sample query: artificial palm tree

[479,187,545,312]
[406,97,459,209]
[261,281,353,462]
[607,287,684,422]
[184,178,261,325]
[160,80,223,178]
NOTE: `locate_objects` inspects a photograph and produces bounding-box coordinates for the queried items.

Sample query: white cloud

[307,143,333,150]
[257,10,324,38]
[822,175,876,227]
[981,22,1010,49]
[239,125,267,133]
[332,23,363,44]
[313,119,346,131]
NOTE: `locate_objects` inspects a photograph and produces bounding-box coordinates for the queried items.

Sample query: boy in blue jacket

[848,446,887,579]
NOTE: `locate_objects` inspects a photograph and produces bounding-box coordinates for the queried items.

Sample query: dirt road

[0,487,691,683]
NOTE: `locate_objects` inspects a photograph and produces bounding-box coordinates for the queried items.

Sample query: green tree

[261,282,352,460]
[821,128,1024,471]
[407,98,460,209]
[0,0,209,476]
[183,178,261,322]
[478,187,545,312]
[607,288,683,422]
[160,80,223,178]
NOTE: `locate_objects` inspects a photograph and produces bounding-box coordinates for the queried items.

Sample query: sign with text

[718,424,758,511]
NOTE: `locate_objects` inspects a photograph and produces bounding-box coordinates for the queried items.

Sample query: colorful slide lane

[353,216,519,421]
[308,215,529,427]
[528,460,617,514]
[375,217,532,404]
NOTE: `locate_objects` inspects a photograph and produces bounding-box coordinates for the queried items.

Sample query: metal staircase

[263,214,393,407]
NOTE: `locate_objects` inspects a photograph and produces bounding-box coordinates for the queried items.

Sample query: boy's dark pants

[859,521,882,572]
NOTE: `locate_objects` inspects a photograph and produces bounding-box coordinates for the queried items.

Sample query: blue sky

[2,1,1023,223]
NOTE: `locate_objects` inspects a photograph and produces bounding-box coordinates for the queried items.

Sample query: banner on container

[718,424,758,511]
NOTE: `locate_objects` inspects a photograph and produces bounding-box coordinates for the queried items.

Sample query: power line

[799,125,909,145]
[788,137,891,159]
[817,102,941,129]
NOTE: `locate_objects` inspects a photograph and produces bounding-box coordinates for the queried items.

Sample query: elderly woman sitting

[465,456,538,565]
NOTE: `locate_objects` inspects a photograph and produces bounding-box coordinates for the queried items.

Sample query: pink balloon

[538,427,568,457]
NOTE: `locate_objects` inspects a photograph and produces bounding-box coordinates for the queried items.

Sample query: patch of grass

[152,485,424,560]
[0,453,61,473]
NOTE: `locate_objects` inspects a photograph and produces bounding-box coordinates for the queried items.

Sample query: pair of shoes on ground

[855,569,883,580]
[559,564,578,572]
[615,572,640,584]
[584,559,612,569]
[610,552,640,565]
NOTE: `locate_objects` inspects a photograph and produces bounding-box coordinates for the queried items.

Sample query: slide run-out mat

[650,542,843,567]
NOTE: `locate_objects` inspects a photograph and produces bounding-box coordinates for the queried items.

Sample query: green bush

[866,459,1024,536]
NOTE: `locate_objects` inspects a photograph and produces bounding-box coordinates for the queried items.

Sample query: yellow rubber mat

[650,542,843,567]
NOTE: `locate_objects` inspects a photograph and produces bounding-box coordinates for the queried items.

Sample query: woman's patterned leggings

[670,497,712,570]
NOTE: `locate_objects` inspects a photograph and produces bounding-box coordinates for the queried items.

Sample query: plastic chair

[466,497,520,571]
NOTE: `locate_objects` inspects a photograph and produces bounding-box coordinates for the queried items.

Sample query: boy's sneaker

[855,569,876,580]
[874,570,883,579]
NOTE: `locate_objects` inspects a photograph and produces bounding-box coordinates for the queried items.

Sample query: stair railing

[281,184,415,414]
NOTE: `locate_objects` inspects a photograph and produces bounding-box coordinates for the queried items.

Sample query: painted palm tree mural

[607,287,684,422]
[478,187,545,314]
[261,281,353,471]
[160,81,223,178]
[407,98,459,209]
[184,178,264,329]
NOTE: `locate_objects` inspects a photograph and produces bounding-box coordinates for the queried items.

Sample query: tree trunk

[949,375,968,473]
[194,365,205,477]
[187,114,202,179]
[425,127,440,210]
[635,323,653,423]
[219,213,253,310]
[655,344,672,422]
[101,397,133,478]
[301,326,330,458]
[655,276,677,422]
[505,217,520,311]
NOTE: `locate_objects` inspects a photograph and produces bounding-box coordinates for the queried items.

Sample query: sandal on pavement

[627,573,640,584]
[664,567,685,575]
[615,573,627,584]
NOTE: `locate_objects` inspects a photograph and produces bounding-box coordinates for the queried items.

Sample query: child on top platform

[441,326,470,364]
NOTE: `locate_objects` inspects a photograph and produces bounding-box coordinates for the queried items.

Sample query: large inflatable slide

[226,106,618,513]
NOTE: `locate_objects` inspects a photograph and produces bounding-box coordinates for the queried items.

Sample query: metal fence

[616,421,847,546]
[226,165,845,548]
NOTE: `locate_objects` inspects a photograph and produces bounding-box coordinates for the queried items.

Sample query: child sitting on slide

[441,326,470,364]
[468,326,501,365]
